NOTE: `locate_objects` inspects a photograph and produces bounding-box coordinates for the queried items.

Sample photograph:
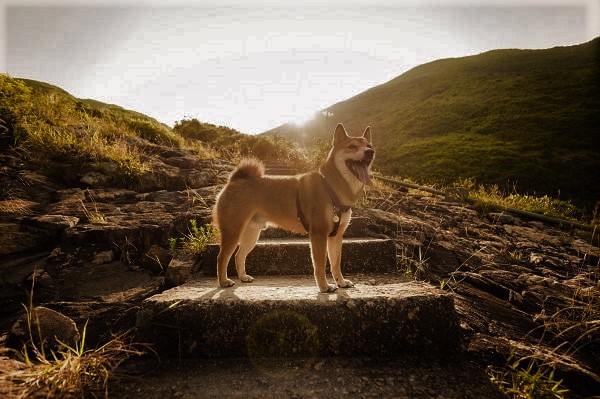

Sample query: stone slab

[137,276,460,358]
[200,238,397,276]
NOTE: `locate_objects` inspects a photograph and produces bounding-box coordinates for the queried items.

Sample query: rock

[488,212,519,225]
[0,222,53,255]
[80,171,110,187]
[8,306,80,355]
[93,250,115,265]
[139,245,172,274]
[184,169,215,188]
[529,252,543,265]
[0,251,49,287]
[165,257,194,287]
[23,214,80,230]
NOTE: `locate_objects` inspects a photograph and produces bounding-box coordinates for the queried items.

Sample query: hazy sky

[1,0,599,133]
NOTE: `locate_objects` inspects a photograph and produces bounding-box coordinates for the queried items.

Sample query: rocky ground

[1,143,598,398]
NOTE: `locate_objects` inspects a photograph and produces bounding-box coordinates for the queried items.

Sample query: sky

[1,0,599,134]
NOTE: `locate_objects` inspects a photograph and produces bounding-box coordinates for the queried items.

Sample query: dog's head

[330,123,375,186]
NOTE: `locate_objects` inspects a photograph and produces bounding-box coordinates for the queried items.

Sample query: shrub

[125,118,182,147]
[170,220,217,255]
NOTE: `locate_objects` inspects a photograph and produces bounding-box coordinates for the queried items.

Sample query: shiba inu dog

[213,123,374,293]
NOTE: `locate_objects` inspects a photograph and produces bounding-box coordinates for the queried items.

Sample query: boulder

[8,306,80,355]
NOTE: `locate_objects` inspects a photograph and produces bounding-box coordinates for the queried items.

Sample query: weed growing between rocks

[79,190,106,224]
[0,326,145,399]
[488,355,569,399]
[169,220,217,256]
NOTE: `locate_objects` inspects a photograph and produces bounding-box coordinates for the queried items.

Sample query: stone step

[137,275,460,358]
[262,161,297,176]
[258,216,372,239]
[199,238,397,276]
[265,167,298,175]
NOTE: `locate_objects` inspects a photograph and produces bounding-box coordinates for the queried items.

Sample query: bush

[173,118,220,142]
[126,119,182,147]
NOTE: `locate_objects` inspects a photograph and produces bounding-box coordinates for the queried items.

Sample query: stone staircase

[137,230,462,359]
[125,162,505,397]
[130,162,492,398]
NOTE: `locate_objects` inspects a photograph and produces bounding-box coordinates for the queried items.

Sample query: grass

[173,118,308,168]
[0,325,145,399]
[457,178,585,222]
[79,190,106,224]
[169,220,217,255]
[488,355,569,399]
[0,198,36,216]
[0,75,204,189]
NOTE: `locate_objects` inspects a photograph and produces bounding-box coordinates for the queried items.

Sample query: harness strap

[296,174,351,237]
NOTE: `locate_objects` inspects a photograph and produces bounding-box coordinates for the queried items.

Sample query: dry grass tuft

[0,199,37,215]
[0,327,146,399]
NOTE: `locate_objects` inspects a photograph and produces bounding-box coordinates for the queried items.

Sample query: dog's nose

[364,148,375,159]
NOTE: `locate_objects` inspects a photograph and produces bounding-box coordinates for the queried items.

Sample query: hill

[263,38,600,209]
[0,75,303,190]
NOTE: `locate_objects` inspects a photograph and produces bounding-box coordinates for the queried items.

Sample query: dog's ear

[333,123,348,145]
[363,126,372,143]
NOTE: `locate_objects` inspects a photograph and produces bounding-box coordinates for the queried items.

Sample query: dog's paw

[219,279,236,288]
[337,279,354,288]
[320,284,338,294]
[240,275,254,283]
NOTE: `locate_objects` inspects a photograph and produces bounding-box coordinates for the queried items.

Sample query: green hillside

[264,38,600,209]
[0,75,304,188]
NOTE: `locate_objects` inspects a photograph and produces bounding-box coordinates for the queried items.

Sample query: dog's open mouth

[346,159,373,186]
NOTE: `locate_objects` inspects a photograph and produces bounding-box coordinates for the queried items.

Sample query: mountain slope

[264,38,600,208]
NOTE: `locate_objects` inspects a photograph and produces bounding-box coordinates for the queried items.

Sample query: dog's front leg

[328,234,354,288]
[310,233,337,293]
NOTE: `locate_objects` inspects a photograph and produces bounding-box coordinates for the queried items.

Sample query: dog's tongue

[353,162,373,186]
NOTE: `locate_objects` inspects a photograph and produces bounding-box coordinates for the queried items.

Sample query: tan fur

[213,123,374,293]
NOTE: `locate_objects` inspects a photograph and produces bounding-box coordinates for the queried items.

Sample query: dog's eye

[347,144,357,150]
[367,144,373,149]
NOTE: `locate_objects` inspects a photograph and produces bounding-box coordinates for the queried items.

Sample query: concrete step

[263,162,297,176]
[265,167,298,175]
[258,216,372,239]
[199,238,397,276]
[136,275,460,358]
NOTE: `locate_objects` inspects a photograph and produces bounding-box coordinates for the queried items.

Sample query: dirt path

[110,356,504,399]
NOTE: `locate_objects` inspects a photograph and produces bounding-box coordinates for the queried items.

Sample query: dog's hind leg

[217,236,238,288]
[328,234,354,288]
[235,221,263,283]
[216,219,248,288]
[310,233,337,293]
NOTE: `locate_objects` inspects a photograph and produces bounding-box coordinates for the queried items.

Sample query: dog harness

[296,174,351,237]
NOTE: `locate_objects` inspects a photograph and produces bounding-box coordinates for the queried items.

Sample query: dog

[212,123,374,293]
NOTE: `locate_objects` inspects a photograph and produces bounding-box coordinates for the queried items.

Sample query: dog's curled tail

[229,158,265,181]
